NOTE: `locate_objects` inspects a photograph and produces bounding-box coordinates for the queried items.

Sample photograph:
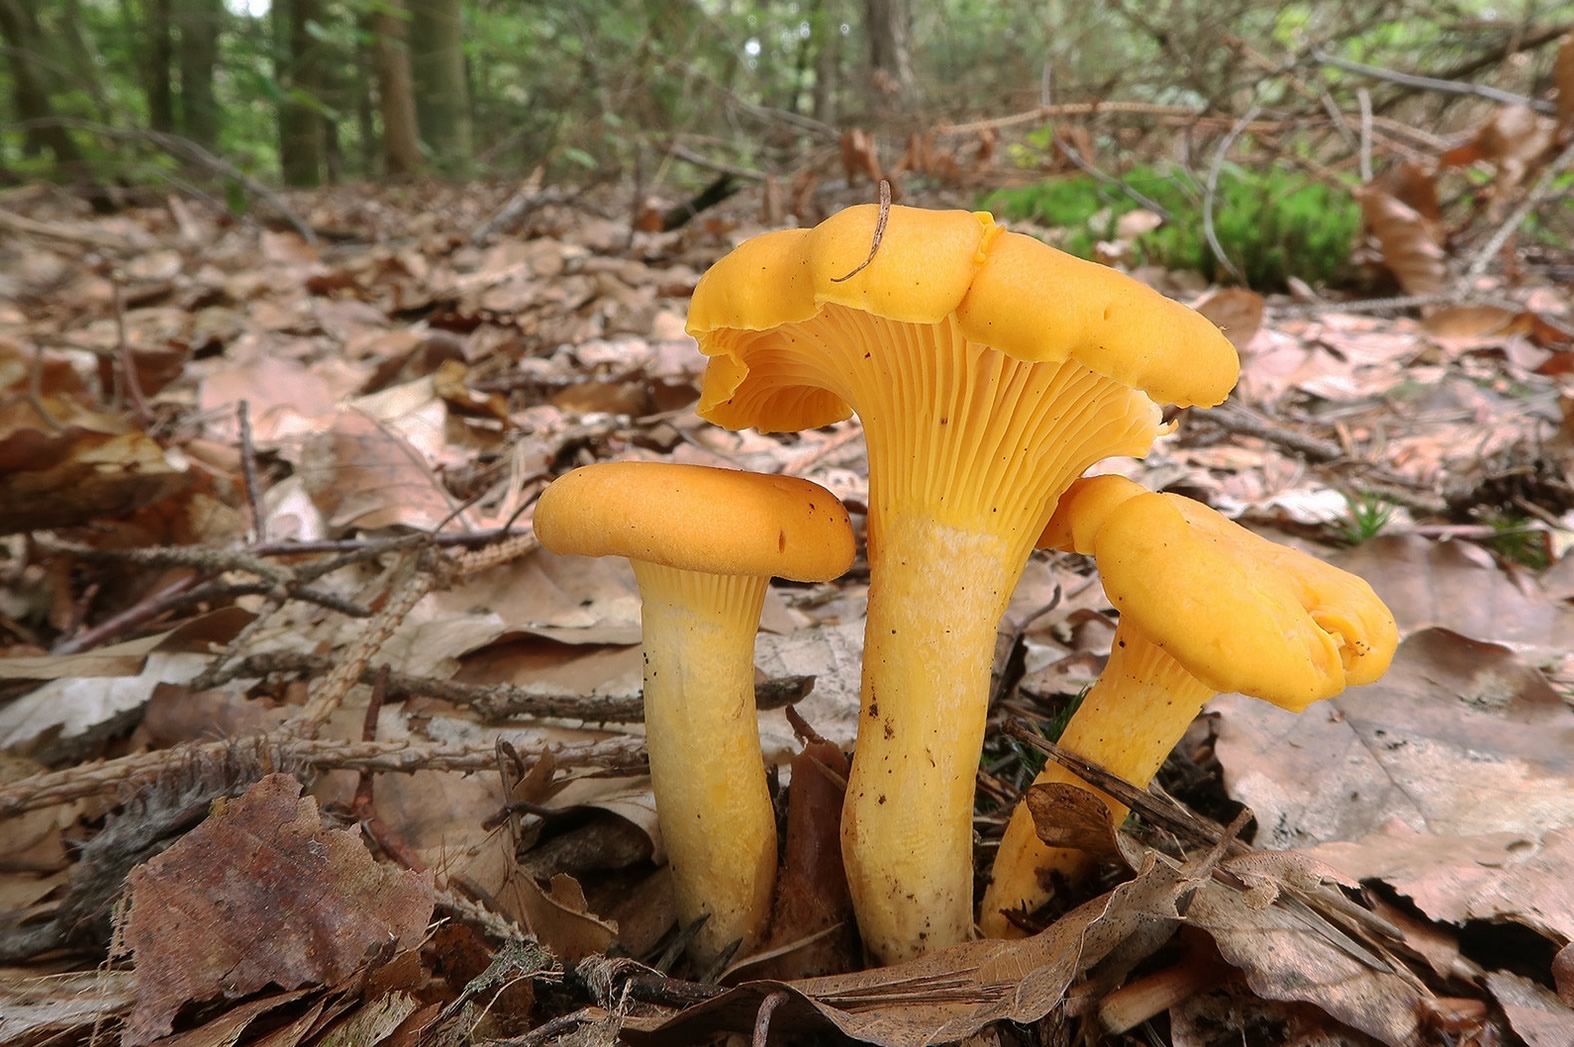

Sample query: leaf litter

[0,159,1570,1047]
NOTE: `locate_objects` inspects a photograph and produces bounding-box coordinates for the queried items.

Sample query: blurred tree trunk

[146,0,175,132]
[862,0,915,111]
[813,0,841,124]
[59,0,113,120]
[373,0,423,176]
[0,0,88,167]
[409,0,471,175]
[275,0,324,187]
[176,0,221,149]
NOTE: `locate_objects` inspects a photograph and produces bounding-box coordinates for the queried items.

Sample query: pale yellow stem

[633,562,776,963]
[980,627,1215,938]
[842,516,1023,962]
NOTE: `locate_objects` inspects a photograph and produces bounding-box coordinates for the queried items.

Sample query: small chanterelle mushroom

[687,203,1239,962]
[533,461,855,963]
[981,474,1399,937]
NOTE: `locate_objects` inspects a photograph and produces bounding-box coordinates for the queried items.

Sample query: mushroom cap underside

[533,461,856,582]
[1040,475,1399,709]
[687,203,1241,431]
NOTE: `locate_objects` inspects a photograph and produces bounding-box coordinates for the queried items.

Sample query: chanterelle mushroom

[533,462,855,963]
[981,474,1398,937]
[686,204,1239,962]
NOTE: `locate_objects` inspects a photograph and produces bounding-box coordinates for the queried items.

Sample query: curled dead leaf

[1357,188,1446,294]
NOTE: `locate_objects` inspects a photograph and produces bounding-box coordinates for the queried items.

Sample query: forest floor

[1,176,1572,1047]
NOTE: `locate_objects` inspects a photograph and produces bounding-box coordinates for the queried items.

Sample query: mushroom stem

[632,562,777,963]
[980,627,1214,938]
[844,515,1026,961]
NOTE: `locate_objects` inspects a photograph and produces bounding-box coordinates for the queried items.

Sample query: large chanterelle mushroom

[980,474,1398,937]
[686,204,1240,961]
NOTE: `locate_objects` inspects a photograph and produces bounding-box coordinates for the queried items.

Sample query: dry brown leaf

[631,854,1192,1045]
[1442,106,1557,197]
[1171,992,1383,1046]
[300,407,465,531]
[1213,628,1574,851]
[1331,535,1573,657]
[456,830,616,963]
[1419,304,1532,350]
[1184,880,1424,1046]
[1192,288,1265,351]
[314,991,420,1047]
[121,774,433,1045]
[0,397,188,535]
[1357,188,1446,294]
[1485,971,1574,1047]
[1023,781,1129,865]
[150,989,316,1047]
[1555,944,1574,1006]
[1307,822,1574,943]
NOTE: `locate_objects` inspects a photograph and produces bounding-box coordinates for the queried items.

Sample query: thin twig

[201,650,815,723]
[1202,105,1259,284]
[0,734,647,819]
[238,401,264,543]
[48,573,200,656]
[1311,48,1556,114]
[108,274,150,425]
[752,990,790,1047]
[1356,88,1374,184]
[830,180,892,283]
[1465,137,1574,279]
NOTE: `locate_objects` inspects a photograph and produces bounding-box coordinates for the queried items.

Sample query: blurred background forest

[3,0,1570,298]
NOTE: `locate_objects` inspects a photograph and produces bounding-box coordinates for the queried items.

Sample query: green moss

[980,162,1361,290]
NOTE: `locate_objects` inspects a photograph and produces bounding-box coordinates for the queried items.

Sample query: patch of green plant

[1335,490,1397,546]
[980,161,1361,290]
[1479,512,1549,571]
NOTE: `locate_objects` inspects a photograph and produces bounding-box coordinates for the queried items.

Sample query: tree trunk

[409,0,471,175]
[373,0,423,176]
[147,0,175,132]
[862,0,916,111]
[813,0,841,124]
[176,0,221,149]
[275,0,324,187]
[0,0,89,168]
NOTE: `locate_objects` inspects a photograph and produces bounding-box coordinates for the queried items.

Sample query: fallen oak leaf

[1485,971,1574,1047]
[1183,878,1427,1047]
[622,853,1193,1046]
[120,773,433,1046]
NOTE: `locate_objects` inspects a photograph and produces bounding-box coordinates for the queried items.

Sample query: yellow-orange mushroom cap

[534,462,855,964]
[981,474,1396,938]
[686,204,1240,964]
[1040,474,1397,708]
[534,461,855,582]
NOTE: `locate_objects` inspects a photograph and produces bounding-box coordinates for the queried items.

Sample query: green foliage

[980,162,1362,290]
[1479,513,1550,571]
[1335,490,1397,546]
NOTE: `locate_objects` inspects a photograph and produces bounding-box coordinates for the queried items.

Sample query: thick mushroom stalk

[688,205,1240,962]
[980,475,1398,938]
[630,563,776,961]
[533,462,855,963]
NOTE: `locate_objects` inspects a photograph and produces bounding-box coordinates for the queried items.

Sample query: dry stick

[0,207,133,251]
[48,573,200,656]
[1465,137,1574,279]
[668,142,770,182]
[1357,87,1374,184]
[1310,48,1556,114]
[288,533,544,736]
[0,734,647,820]
[1001,721,1407,948]
[108,275,150,425]
[1201,104,1259,285]
[830,180,892,283]
[288,552,435,735]
[751,990,791,1047]
[203,650,815,724]
[237,401,264,543]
